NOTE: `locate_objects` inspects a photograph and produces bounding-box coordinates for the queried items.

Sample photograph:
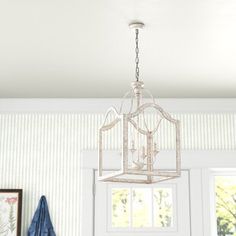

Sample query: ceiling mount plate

[129,22,145,30]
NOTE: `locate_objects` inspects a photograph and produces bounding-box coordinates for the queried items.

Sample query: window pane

[154,188,173,227]
[132,188,152,228]
[110,186,176,229]
[112,188,130,227]
[215,176,236,236]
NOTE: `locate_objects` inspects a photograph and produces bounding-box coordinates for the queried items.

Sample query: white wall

[0,99,235,235]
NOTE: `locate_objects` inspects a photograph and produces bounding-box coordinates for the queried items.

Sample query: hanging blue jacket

[28,196,56,236]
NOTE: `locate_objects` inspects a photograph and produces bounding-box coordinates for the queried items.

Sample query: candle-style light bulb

[154,142,159,156]
[130,140,136,153]
[142,146,146,159]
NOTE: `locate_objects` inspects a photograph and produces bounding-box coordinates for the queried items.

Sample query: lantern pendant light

[98,22,181,184]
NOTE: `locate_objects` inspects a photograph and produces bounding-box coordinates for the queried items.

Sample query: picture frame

[0,189,22,236]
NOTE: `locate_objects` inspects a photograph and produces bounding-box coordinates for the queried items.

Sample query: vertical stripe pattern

[0,113,235,235]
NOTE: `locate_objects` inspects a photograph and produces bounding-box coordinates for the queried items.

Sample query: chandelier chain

[135,29,140,82]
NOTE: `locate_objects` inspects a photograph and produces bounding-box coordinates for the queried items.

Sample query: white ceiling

[0,0,236,98]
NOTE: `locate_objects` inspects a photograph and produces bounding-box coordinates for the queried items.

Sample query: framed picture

[0,189,22,236]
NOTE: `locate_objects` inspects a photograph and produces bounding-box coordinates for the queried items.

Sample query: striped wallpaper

[0,113,235,235]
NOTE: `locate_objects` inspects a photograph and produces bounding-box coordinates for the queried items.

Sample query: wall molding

[0,98,236,112]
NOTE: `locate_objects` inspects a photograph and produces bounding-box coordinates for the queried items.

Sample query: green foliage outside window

[154,189,173,227]
[112,188,130,227]
[215,176,236,236]
[111,187,173,228]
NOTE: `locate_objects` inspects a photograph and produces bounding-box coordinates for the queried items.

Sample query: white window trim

[80,150,236,236]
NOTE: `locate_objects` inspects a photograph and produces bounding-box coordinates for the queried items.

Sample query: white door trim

[80,168,95,236]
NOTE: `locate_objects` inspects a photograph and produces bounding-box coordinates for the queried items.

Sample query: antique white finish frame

[98,22,181,184]
[98,102,181,184]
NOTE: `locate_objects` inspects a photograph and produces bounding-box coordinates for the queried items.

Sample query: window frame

[209,169,236,236]
[107,183,178,233]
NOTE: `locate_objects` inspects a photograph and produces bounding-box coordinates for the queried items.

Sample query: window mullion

[152,187,154,228]
[130,187,133,229]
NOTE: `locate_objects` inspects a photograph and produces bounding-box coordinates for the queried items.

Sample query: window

[214,174,236,236]
[108,185,176,231]
[95,170,190,236]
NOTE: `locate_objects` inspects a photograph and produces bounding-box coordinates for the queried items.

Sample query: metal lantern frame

[98,86,181,184]
[98,22,181,184]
